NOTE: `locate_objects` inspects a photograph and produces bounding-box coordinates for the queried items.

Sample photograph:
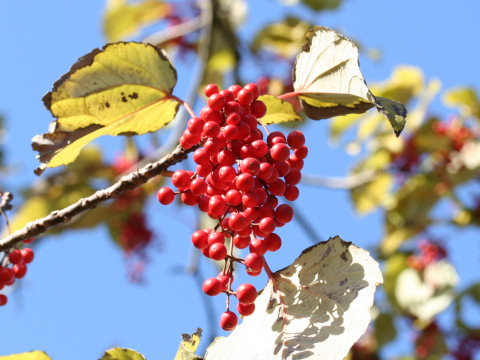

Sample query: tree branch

[0,144,197,252]
[301,170,377,189]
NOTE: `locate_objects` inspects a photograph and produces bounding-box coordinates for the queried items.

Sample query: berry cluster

[157,83,307,330]
[0,238,35,306]
[407,239,447,272]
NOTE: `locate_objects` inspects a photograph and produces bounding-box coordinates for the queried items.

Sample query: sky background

[1,0,480,359]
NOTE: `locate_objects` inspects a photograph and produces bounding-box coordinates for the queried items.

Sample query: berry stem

[168,94,197,118]
[277,91,302,101]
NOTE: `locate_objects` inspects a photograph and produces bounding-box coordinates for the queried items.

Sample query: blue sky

[1,1,480,359]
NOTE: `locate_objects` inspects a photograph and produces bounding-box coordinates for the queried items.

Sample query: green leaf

[374,313,397,347]
[251,17,312,58]
[174,329,202,360]
[205,236,383,360]
[0,351,51,360]
[104,0,171,42]
[100,348,145,360]
[301,0,342,11]
[258,95,303,124]
[293,26,407,136]
[33,42,179,174]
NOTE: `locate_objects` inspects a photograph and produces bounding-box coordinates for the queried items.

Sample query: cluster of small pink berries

[157,83,307,331]
[0,238,35,306]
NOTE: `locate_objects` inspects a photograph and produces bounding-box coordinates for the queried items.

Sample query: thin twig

[0,144,199,252]
[301,170,377,189]
[143,15,205,47]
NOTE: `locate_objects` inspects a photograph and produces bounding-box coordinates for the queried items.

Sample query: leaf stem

[277,91,301,101]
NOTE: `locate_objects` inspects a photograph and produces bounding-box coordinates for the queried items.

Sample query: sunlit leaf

[395,261,458,322]
[100,348,145,360]
[205,236,383,360]
[351,172,393,214]
[33,42,179,174]
[259,95,303,124]
[251,17,312,58]
[293,26,407,136]
[174,329,202,360]
[104,0,171,42]
[0,351,51,360]
[443,86,480,119]
[301,0,342,11]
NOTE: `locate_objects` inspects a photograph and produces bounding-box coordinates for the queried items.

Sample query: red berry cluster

[157,83,307,330]
[407,239,447,272]
[0,238,35,306]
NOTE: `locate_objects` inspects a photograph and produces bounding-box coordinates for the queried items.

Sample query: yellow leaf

[351,172,393,214]
[293,26,407,135]
[0,351,51,360]
[443,86,480,119]
[104,0,171,42]
[33,42,179,174]
[174,329,202,360]
[258,95,303,124]
[100,348,145,360]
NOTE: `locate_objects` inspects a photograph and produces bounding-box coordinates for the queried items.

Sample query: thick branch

[0,144,196,251]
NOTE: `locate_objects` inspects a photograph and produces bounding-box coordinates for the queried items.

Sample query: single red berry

[202,277,222,296]
[209,195,227,217]
[0,267,15,283]
[187,117,205,134]
[181,191,199,206]
[257,162,274,181]
[179,135,194,149]
[249,238,268,255]
[264,233,282,252]
[273,161,290,177]
[220,89,235,102]
[287,130,305,149]
[226,113,241,126]
[264,167,279,184]
[237,302,255,316]
[287,155,304,170]
[294,146,308,159]
[237,89,254,106]
[208,231,225,246]
[258,217,276,235]
[252,225,268,238]
[242,191,260,208]
[275,204,294,224]
[204,139,220,156]
[243,114,258,130]
[268,179,286,196]
[229,213,248,231]
[209,242,227,260]
[0,294,7,306]
[172,170,192,188]
[233,234,251,249]
[235,173,255,192]
[204,83,219,97]
[157,187,175,205]
[190,178,208,196]
[270,143,290,162]
[217,272,234,290]
[236,121,251,140]
[193,148,211,166]
[244,252,264,271]
[8,250,23,264]
[217,149,237,166]
[243,83,260,100]
[284,184,299,201]
[236,283,257,304]
[227,84,242,97]
[182,129,202,146]
[202,121,221,138]
[21,248,35,264]
[225,189,242,206]
[220,311,238,331]
[267,131,286,144]
[250,140,268,158]
[13,263,27,279]
[284,167,301,185]
[223,124,239,140]
[208,93,226,111]
[250,100,266,118]
[240,157,260,176]
[191,230,209,249]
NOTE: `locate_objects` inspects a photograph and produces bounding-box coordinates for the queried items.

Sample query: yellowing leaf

[33,42,179,174]
[205,236,382,360]
[104,0,171,42]
[293,26,407,136]
[251,17,312,58]
[0,351,51,360]
[100,348,145,360]
[301,0,343,11]
[443,86,480,119]
[259,95,303,124]
[174,329,202,360]
[351,172,393,214]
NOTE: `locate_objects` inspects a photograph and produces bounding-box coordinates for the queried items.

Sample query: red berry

[225,189,242,206]
[23,238,35,244]
[0,267,14,283]
[0,294,7,306]
[223,124,239,140]
[157,187,175,205]
[220,311,238,331]
[191,230,209,249]
[284,167,301,185]
[240,157,260,176]
[217,273,234,290]
[249,237,268,255]
[287,130,305,149]
[172,170,192,188]
[237,302,255,316]
[209,195,227,217]
[235,173,255,192]
[294,146,308,159]
[20,248,34,264]
[244,252,264,271]
[202,121,221,138]
[229,213,248,231]
[208,231,225,246]
[258,217,276,235]
[268,179,286,196]
[193,148,211,166]
[275,204,294,224]
[250,140,268,158]
[13,263,27,279]
[264,233,282,252]
[190,178,208,196]
[208,93,226,111]
[250,100,266,118]
[233,234,251,249]
[220,89,235,102]
[267,131,286,144]
[187,117,205,134]
[227,84,242,97]
[243,83,260,100]
[181,191,199,206]
[226,112,241,125]
[273,161,290,177]
[8,250,23,264]
[284,184,299,201]
[242,191,260,208]
[209,242,227,260]
[217,149,236,166]
[202,277,222,296]
[236,283,257,304]
[270,143,290,162]
[204,83,219,97]
[237,89,254,106]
